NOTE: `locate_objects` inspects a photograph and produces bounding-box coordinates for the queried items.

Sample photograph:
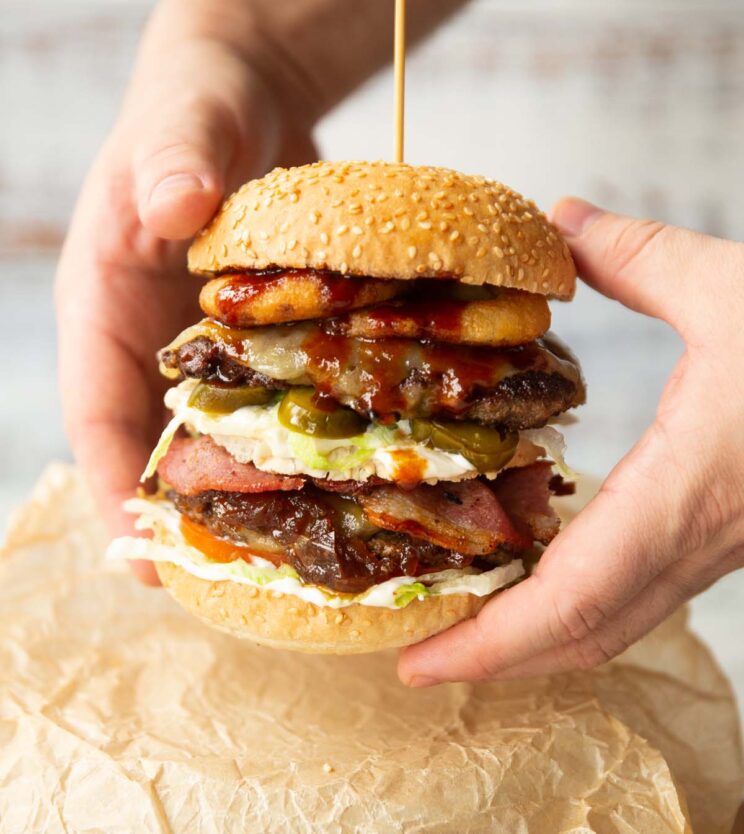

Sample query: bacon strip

[158,436,305,496]
[359,479,532,555]
[490,461,561,545]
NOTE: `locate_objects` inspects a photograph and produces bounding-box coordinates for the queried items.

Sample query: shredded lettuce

[421,561,525,597]
[141,413,186,481]
[288,423,397,473]
[521,426,576,478]
[393,582,429,608]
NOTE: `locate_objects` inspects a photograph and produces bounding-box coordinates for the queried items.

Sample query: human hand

[399,197,744,686]
[55,3,316,584]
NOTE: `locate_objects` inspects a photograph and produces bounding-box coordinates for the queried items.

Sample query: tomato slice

[180,516,284,566]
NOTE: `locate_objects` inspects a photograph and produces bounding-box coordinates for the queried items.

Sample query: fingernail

[406,674,439,688]
[550,198,604,237]
[149,172,206,204]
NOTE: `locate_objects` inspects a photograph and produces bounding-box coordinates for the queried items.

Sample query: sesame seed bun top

[188,160,576,300]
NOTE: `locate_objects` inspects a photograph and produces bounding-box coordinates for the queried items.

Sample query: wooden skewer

[394,0,406,163]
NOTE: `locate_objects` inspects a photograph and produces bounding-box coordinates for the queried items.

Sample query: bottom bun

[156,561,490,654]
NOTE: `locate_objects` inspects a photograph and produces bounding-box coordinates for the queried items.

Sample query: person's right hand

[55,3,316,584]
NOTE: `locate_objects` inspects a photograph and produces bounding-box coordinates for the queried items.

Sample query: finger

[57,298,163,586]
[133,95,237,240]
[549,197,737,334]
[398,428,681,686]
[74,420,161,587]
[484,565,694,682]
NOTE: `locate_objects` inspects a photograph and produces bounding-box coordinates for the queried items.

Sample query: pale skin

[57,0,744,683]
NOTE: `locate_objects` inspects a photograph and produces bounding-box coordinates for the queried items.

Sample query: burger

[108,160,585,653]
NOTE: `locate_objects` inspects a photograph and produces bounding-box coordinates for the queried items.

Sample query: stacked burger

[109,161,585,653]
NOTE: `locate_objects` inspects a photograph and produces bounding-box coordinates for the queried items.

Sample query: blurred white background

[1,0,743,728]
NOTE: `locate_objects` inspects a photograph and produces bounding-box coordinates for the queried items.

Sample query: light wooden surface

[2,0,744,763]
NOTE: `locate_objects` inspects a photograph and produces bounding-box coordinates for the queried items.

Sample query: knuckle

[471,610,507,680]
[572,635,619,670]
[606,218,668,279]
[551,591,611,645]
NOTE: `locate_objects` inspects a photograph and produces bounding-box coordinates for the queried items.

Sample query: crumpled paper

[0,465,742,833]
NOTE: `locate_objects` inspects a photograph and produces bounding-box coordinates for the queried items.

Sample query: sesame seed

[289,192,299,203]
[320,232,329,245]
[336,225,348,235]
[309,210,321,224]
[450,230,461,242]
[364,216,374,226]
[317,250,326,259]
[350,629,361,638]
[349,203,363,215]
[351,225,363,236]
[476,247,487,258]
[415,264,427,274]
[288,239,297,250]
[279,222,289,233]
[439,222,449,232]
[518,267,525,280]
[477,224,488,233]
[323,763,334,774]
[399,217,411,231]
[493,246,505,258]
[407,245,417,259]
[418,221,432,230]
[339,261,349,273]
[352,244,362,258]
[334,613,345,624]
[331,198,343,208]
[520,252,530,263]
[380,221,395,234]
[416,211,428,221]
[258,231,269,241]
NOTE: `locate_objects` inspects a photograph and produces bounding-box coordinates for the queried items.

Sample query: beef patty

[171,488,510,594]
[160,335,583,430]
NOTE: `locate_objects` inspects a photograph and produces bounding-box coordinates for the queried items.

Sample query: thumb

[550,197,733,334]
[133,96,239,240]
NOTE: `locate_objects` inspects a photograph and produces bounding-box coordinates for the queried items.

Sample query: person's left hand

[398,197,744,687]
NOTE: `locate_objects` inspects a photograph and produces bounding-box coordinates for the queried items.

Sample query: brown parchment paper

[0,464,742,834]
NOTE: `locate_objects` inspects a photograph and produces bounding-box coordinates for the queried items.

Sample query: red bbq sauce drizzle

[213,269,385,326]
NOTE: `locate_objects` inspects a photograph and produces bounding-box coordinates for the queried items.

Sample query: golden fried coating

[199,269,406,327]
[324,289,551,347]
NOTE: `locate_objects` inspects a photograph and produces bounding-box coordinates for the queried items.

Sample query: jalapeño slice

[278,387,369,439]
